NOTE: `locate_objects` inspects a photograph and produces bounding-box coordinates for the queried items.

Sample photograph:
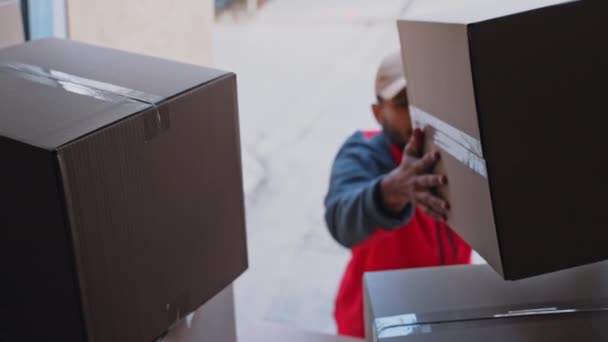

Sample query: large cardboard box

[367,313,608,342]
[0,0,24,48]
[397,0,607,280]
[364,263,608,341]
[0,39,248,342]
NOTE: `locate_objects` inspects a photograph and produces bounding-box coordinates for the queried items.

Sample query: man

[324,52,472,338]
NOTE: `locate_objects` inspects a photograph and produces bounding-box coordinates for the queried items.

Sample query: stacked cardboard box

[367,314,608,342]
[398,0,606,280]
[0,39,247,342]
[0,0,24,48]
[364,263,608,341]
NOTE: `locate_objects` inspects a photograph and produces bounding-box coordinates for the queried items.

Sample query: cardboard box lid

[379,312,608,341]
[365,262,608,327]
[402,0,575,24]
[0,38,228,150]
[0,0,24,48]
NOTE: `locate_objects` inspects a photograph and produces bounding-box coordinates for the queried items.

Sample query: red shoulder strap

[362,130,381,140]
[390,144,403,164]
[363,130,403,164]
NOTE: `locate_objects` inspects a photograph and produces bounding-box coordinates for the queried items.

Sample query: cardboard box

[159,284,237,342]
[364,263,608,341]
[241,323,363,342]
[0,39,248,342]
[0,0,24,48]
[368,313,608,342]
[397,0,607,280]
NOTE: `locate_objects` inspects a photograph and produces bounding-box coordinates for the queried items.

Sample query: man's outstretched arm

[324,129,449,248]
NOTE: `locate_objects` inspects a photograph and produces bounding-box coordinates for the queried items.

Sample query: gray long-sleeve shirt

[324,131,413,248]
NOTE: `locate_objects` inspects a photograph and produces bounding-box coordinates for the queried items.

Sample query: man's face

[373,89,412,148]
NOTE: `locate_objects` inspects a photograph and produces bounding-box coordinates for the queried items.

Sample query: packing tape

[374,313,433,340]
[373,304,608,339]
[0,62,169,141]
[0,64,131,103]
[492,307,605,318]
[0,62,164,104]
[410,106,487,178]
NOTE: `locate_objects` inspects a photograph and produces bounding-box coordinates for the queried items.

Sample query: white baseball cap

[375,52,407,101]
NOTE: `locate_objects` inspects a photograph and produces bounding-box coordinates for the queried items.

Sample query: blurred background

[19,0,424,335]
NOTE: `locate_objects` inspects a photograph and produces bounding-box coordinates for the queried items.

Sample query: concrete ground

[212,0,418,335]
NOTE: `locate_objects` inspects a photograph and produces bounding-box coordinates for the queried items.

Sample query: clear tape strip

[0,66,130,104]
[0,61,168,141]
[376,323,432,339]
[410,106,483,157]
[410,106,487,178]
[494,307,581,318]
[374,306,608,339]
[375,313,432,339]
[0,62,164,104]
[434,128,488,178]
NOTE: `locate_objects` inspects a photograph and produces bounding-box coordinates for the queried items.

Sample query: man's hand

[380,128,449,220]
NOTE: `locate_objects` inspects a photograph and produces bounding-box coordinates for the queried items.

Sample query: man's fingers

[412,150,440,174]
[413,174,447,189]
[418,203,445,221]
[404,128,423,157]
[415,192,449,218]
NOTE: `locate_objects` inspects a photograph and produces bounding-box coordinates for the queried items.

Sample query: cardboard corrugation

[0,39,247,341]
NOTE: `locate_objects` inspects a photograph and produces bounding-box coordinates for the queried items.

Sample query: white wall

[67,0,214,65]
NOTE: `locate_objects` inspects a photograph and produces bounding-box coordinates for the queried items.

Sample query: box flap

[0,66,151,149]
[366,262,608,335]
[401,0,576,24]
[0,39,228,150]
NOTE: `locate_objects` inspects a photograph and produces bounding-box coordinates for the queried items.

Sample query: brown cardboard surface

[0,137,85,342]
[398,0,608,279]
[0,39,247,342]
[0,0,24,49]
[364,263,608,341]
[0,38,227,149]
[423,125,500,273]
[377,312,608,342]
[241,323,363,342]
[160,285,237,342]
[398,22,480,141]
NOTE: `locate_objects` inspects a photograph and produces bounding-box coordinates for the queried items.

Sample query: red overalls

[334,131,472,338]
